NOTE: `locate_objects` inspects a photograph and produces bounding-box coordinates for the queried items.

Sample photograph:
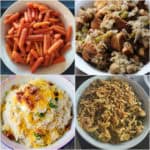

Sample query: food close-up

[1,79,72,148]
[76,0,150,74]
[0,0,150,150]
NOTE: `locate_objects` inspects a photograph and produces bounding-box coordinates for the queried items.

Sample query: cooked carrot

[31,57,44,73]
[27,8,32,22]
[52,56,65,64]
[66,26,72,42]
[26,41,31,52]
[43,34,51,55]
[27,34,44,41]
[31,8,35,19]
[33,28,51,34]
[30,49,39,59]
[24,12,28,22]
[48,39,63,55]
[44,55,50,66]
[13,22,19,29]
[27,2,49,11]
[44,10,50,21]
[26,52,31,64]
[8,27,15,35]
[61,42,71,54]
[13,42,18,52]
[54,34,61,40]
[19,28,28,50]
[51,25,66,35]
[17,18,25,36]
[4,12,20,24]
[12,51,25,64]
[33,21,49,28]
[48,18,60,23]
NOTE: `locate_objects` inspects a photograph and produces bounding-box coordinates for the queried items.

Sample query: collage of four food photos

[0,0,150,150]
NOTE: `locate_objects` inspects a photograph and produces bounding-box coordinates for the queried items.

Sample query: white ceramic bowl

[76,76,150,150]
[0,0,75,74]
[144,75,150,89]
[1,75,75,150]
[75,0,150,75]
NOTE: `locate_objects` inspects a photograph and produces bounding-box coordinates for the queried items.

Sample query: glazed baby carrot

[33,21,49,28]
[19,28,28,49]
[27,34,44,41]
[12,51,25,64]
[4,2,73,73]
[61,42,71,54]
[30,49,39,59]
[48,39,63,55]
[31,57,44,73]
[4,12,20,24]
[66,26,72,42]
[52,55,65,64]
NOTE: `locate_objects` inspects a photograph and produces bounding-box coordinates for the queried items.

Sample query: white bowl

[0,0,75,74]
[144,75,150,89]
[1,75,75,150]
[76,76,150,150]
[75,0,150,75]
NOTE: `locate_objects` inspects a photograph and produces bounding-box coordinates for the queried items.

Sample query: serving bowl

[75,76,150,150]
[0,0,75,74]
[75,0,150,75]
[1,75,75,150]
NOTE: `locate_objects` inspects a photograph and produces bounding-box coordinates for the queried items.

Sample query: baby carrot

[51,25,66,35]
[43,34,51,55]
[66,26,72,42]
[48,39,63,55]
[27,34,44,41]
[6,43,12,58]
[52,55,65,64]
[4,12,20,24]
[43,55,50,66]
[33,21,49,28]
[61,42,71,54]
[19,28,28,50]
[31,57,44,73]
[33,28,51,34]
[30,49,39,59]
[12,51,25,64]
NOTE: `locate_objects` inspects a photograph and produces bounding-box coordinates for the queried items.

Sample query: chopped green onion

[49,102,57,108]
[34,133,41,140]
[39,113,45,117]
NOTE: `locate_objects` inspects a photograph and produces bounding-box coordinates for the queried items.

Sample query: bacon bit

[26,84,39,94]
[11,84,19,90]
[5,131,15,140]
[24,96,34,110]
[35,129,45,135]
[48,82,54,86]
[16,91,24,102]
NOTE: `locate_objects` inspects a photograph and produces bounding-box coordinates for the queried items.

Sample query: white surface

[75,0,150,75]
[1,75,75,150]
[76,76,150,150]
[1,0,75,74]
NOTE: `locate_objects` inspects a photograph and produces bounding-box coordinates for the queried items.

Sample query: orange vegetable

[12,51,25,64]
[66,26,72,42]
[30,49,39,59]
[61,42,71,54]
[33,21,49,28]
[4,12,20,24]
[27,34,44,41]
[4,2,73,73]
[52,56,65,64]
[31,57,44,73]
[48,39,63,55]
[19,28,28,50]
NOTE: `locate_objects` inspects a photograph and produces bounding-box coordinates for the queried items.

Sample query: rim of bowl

[75,76,150,150]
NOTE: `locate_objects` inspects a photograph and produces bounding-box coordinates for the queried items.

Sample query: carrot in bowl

[4,2,73,73]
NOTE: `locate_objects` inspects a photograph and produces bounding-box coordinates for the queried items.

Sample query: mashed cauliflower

[1,79,72,148]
